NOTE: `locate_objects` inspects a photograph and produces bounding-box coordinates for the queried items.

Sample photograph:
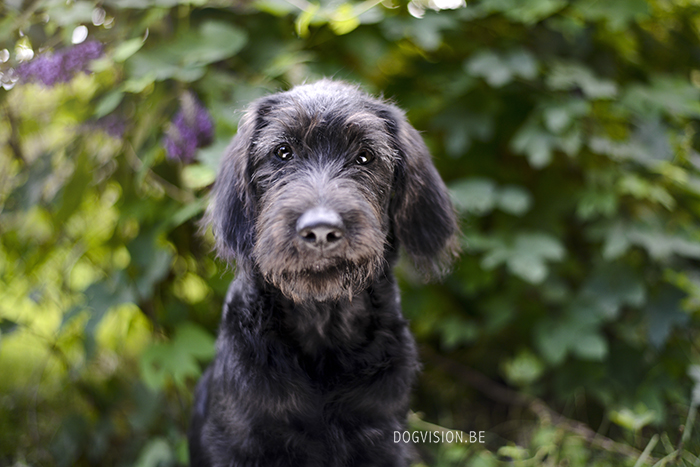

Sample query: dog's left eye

[355,151,374,165]
[275,144,294,161]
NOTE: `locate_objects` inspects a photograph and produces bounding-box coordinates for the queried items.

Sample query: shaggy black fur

[189,80,459,467]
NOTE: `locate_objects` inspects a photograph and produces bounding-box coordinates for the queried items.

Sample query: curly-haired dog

[189,80,459,467]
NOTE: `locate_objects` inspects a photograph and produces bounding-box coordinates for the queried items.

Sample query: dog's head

[206,80,459,302]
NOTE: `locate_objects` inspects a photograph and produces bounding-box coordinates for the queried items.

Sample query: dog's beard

[260,256,383,303]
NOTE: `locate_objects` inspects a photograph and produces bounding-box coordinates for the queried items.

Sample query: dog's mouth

[266,257,379,302]
[303,260,353,279]
[288,257,359,283]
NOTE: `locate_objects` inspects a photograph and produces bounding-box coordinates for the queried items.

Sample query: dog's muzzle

[296,207,345,252]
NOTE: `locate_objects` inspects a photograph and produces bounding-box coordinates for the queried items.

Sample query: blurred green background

[2,0,700,465]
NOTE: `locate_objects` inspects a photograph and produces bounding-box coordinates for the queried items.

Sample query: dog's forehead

[261,82,389,137]
[283,80,377,109]
[249,82,398,160]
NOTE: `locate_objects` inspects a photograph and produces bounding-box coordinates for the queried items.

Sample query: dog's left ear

[204,107,258,264]
[384,105,460,277]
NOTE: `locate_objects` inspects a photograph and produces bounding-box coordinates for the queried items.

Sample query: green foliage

[2,0,700,465]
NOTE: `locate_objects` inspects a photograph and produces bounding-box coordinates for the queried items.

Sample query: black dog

[189,80,458,467]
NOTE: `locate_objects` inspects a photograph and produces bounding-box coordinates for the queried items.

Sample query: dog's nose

[296,207,345,249]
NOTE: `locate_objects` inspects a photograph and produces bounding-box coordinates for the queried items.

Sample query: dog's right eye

[274,144,294,161]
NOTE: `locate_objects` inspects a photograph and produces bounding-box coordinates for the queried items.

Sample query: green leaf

[507,254,548,284]
[689,366,700,405]
[481,0,566,24]
[93,91,124,118]
[181,164,216,190]
[542,100,589,134]
[330,4,361,35]
[510,120,556,168]
[407,15,457,51]
[501,349,545,386]
[496,444,528,460]
[434,109,492,157]
[140,323,215,390]
[113,37,145,62]
[535,301,608,364]
[581,263,645,319]
[166,198,207,230]
[573,0,650,31]
[127,21,247,83]
[622,76,700,118]
[646,286,689,349]
[183,21,248,66]
[497,185,532,216]
[295,3,320,38]
[83,274,136,358]
[255,0,299,16]
[546,61,617,98]
[610,407,656,432]
[577,189,618,221]
[588,124,673,167]
[173,323,217,360]
[465,49,538,87]
[506,50,538,80]
[133,438,174,467]
[480,232,565,284]
[54,153,92,224]
[7,154,53,212]
[45,1,94,26]
[438,316,479,350]
[449,178,497,215]
[624,225,700,261]
[514,232,566,261]
[198,138,231,173]
[618,173,675,209]
[571,332,607,360]
[466,51,513,87]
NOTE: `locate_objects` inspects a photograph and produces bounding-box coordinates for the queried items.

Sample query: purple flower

[94,114,126,139]
[163,92,214,163]
[62,41,103,73]
[17,40,104,86]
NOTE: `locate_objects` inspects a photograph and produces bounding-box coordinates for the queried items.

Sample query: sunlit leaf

[113,37,145,62]
[295,3,320,38]
[501,349,545,386]
[330,4,361,35]
[610,407,656,432]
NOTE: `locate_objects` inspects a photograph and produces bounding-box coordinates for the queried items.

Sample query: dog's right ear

[205,107,258,263]
[382,104,460,277]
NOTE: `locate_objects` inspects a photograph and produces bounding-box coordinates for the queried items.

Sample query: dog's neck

[226,261,401,358]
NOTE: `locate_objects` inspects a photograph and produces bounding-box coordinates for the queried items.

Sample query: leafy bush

[1,0,700,465]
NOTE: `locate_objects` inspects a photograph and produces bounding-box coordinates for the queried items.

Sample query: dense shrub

[1,0,700,465]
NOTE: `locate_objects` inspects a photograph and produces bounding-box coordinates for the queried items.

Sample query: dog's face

[208,80,458,302]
